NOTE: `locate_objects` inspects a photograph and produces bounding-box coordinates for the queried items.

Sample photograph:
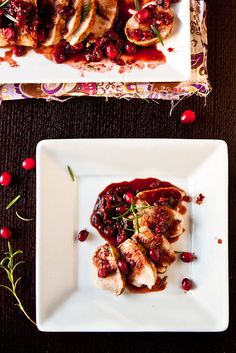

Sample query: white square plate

[0,1,190,83]
[36,139,228,332]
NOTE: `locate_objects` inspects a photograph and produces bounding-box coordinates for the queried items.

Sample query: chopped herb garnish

[134,0,140,11]
[6,195,21,210]
[150,24,164,46]
[0,0,10,8]
[81,2,91,21]
[5,13,18,23]
[67,165,75,182]
[16,211,34,222]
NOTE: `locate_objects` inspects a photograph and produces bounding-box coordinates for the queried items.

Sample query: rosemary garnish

[67,165,75,182]
[0,241,36,325]
[6,195,21,210]
[5,13,18,23]
[0,0,10,8]
[81,2,91,21]
[16,211,34,222]
[134,0,140,11]
[150,24,164,46]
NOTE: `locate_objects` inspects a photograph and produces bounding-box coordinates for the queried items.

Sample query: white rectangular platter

[36,139,228,332]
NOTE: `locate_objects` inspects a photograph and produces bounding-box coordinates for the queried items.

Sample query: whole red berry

[180,110,196,124]
[78,229,89,242]
[0,227,12,239]
[106,43,119,60]
[117,259,128,274]
[181,278,193,291]
[12,46,25,57]
[22,157,36,170]
[149,248,160,262]
[123,192,134,204]
[98,267,108,278]
[180,252,194,263]
[136,8,150,23]
[0,171,12,186]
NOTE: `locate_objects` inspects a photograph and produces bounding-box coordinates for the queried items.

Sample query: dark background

[0,0,235,352]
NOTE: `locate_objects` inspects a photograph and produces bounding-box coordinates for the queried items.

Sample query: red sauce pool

[127,276,167,293]
[123,46,165,63]
[0,50,18,67]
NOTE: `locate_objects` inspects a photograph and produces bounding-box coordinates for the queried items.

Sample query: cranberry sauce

[90,178,184,246]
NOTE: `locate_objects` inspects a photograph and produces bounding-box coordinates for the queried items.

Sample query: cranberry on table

[0,171,12,186]
[181,278,193,291]
[105,43,119,60]
[0,227,13,239]
[124,42,136,55]
[98,267,108,278]
[180,252,194,263]
[22,157,36,170]
[180,110,196,125]
[123,192,134,204]
[78,229,89,242]
[136,8,150,23]
[117,259,128,274]
[149,248,160,262]
[12,46,26,57]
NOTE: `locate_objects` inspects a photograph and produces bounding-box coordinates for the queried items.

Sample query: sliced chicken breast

[92,243,125,296]
[119,239,157,289]
[63,0,83,40]
[90,0,118,38]
[67,0,96,45]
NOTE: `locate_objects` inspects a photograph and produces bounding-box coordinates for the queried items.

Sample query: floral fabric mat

[0,0,211,102]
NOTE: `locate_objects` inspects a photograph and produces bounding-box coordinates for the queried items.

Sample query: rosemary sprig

[16,211,34,222]
[0,241,36,325]
[5,13,18,23]
[0,0,10,8]
[134,0,140,11]
[67,165,75,182]
[150,24,164,46]
[81,2,91,21]
[6,195,21,210]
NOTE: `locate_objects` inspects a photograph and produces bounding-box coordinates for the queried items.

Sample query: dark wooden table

[0,1,235,352]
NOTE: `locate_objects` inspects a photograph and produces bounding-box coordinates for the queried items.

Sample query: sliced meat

[42,0,69,46]
[90,0,118,39]
[63,0,83,40]
[135,200,184,239]
[133,226,176,273]
[67,0,96,45]
[119,238,157,289]
[92,243,125,296]
[125,4,174,47]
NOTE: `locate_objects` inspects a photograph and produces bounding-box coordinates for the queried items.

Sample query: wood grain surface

[0,0,235,352]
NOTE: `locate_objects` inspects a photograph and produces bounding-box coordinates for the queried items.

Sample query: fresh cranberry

[132,29,142,41]
[115,206,128,214]
[0,227,12,239]
[136,8,150,23]
[4,28,16,41]
[106,43,119,60]
[180,252,194,263]
[0,171,12,186]
[73,43,83,52]
[181,278,193,291]
[117,231,127,245]
[123,192,134,204]
[22,157,35,170]
[78,229,89,242]
[180,110,196,124]
[124,42,136,54]
[118,259,128,274]
[12,46,25,57]
[98,267,108,278]
[149,248,160,262]
[143,31,153,40]
[54,49,66,63]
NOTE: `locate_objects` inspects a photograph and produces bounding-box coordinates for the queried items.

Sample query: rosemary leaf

[112,208,131,220]
[134,0,140,11]
[4,13,18,23]
[16,211,34,222]
[81,2,91,21]
[6,195,21,210]
[150,24,164,46]
[67,165,75,182]
[0,0,10,8]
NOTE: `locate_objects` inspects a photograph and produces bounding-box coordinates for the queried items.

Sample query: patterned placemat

[0,0,211,102]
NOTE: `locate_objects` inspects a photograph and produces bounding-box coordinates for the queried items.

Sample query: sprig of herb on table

[15,211,34,222]
[0,241,36,325]
[6,195,21,210]
[133,0,140,11]
[4,13,18,23]
[67,165,75,182]
[150,24,164,46]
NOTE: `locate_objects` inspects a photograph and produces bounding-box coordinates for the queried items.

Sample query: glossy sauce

[0,50,18,67]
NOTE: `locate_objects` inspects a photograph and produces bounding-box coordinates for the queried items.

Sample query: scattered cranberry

[132,29,143,41]
[117,259,128,274]
[54,49,66,64]
[124,42,136,55]
[115,206,128,214]
[12,46,25,57]
[181,278,193,291]
[78,229,89,242]
[149,248,160,262]
[123,192,134,204]
[106,43,119,59]
[0,227,12,239]
[98,267,108,278]
[0,171,12,186]
[136,8,150,23]
[180,110,196,125]
[180,252,194,263]
[22,157,36,170]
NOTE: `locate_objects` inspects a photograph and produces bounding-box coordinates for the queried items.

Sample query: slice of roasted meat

[125,4,174,47]
[66,0,96,45]
[92,243,125,296]
[89,0,118,39]
[119,238,157,289]
[0,0,38,47]
[63,0,83,40]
